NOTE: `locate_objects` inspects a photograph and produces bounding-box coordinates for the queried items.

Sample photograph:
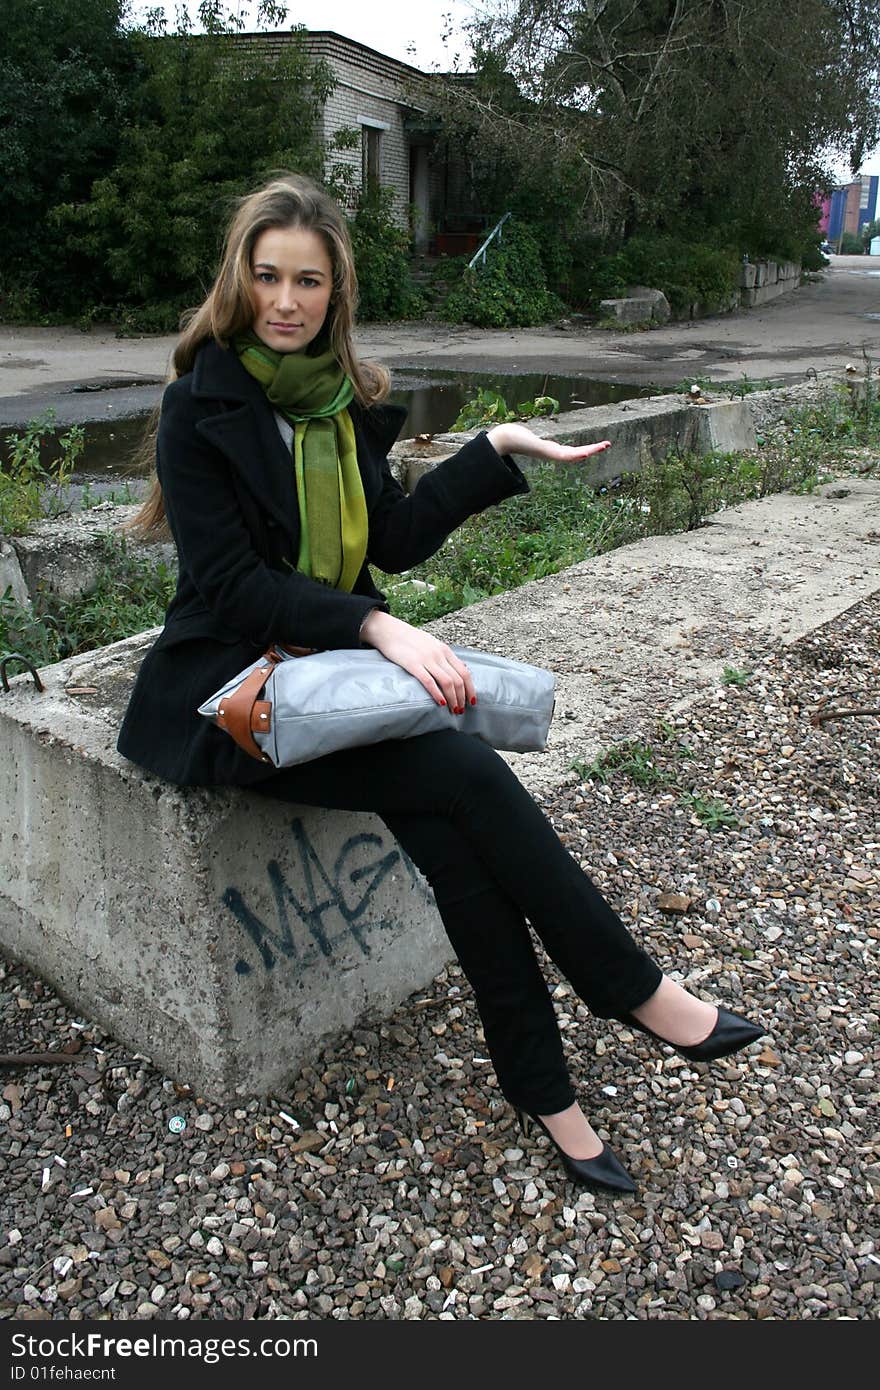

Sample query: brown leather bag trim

[216,655,279,762]
[251,700,271,734]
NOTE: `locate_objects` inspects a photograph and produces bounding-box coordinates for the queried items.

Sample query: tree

[441,1,880,253]
[50,2,339,323]
[0,0,140,312]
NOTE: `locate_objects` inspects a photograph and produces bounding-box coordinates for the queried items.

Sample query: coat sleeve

[364,428,530,574]
[158,382,380,650]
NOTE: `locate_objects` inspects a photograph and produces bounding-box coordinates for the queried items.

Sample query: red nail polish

[440,699,447,706]
[470,697,477,706]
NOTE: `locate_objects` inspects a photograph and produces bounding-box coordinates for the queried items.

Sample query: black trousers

[252,729,662,1114]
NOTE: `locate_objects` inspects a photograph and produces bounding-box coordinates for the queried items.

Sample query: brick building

[228,29,484,254]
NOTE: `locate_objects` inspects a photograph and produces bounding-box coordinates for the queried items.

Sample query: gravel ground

[1,595,878,1322]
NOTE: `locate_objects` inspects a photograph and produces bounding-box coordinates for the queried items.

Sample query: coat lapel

[191,341,300,534]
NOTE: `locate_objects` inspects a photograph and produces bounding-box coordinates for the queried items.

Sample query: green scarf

[235,332,367,592]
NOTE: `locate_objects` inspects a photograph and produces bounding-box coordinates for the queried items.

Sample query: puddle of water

[2,368,653,498]
[387,367,650,438]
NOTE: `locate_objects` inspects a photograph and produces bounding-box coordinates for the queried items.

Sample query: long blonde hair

[128,172,390,538]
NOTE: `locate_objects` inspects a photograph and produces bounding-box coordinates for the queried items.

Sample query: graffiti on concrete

[223,816,429,973]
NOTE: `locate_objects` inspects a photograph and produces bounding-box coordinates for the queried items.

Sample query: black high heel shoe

[514,1109,637,1195]
[618,1006,764,1062]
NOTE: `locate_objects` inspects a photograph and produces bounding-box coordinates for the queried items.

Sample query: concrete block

[11,504,175,604]
[690,399,757,454]
[740,281,786,309]
[738,262,757,289]
[754,260,779,288]
[426,395,702,486]
[0,632,446,1100]
[0,540,30,608]
[598,296,656,325]
[625,285,671,323]
[688,293,740,320]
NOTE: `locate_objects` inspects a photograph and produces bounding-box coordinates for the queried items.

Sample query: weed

[595,317,653,333]
[450,388,560,433]
[81,481,135,509]
[571,739,670,787]
[679,792,739,830]
[721,665,752,686]
[0,410,84,534]
[0,534,175,668]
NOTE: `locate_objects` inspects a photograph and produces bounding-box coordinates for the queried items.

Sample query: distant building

[827,174,878,244]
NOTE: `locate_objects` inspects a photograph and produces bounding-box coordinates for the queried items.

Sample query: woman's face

[249,225,334,353]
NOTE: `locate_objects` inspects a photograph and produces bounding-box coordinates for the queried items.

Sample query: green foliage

[441,221,563,327]
[373,382,876,630]
[450,388,560,431]
[679,792,740,831]
[0,0,140,315]
[614,236,740,315]
[0,534,176,667]
[636,448,727,532]
[840,231,865,254]
[0,412,84,535]
[721,665,752,686]
[348,188,425,321]
[374,463,641,625]
[571,740,669,787]
[438,3,872,297]
[26,4,334,321]
[563,240,627,312]
[861,217,880,248]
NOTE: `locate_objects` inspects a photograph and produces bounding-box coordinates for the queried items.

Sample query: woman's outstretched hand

[487,422,612,462]
[359,610,476,712]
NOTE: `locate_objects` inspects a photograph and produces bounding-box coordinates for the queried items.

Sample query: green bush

[840,231,864,254]
[441,220,563,327]
[47,10,334,324]
[563,241,627,312]
[348,189,425,321]
[0,411,84,535]
[614,235,740,314]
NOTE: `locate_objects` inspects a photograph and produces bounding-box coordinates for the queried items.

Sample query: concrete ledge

[0,632,444,1100]
[5,375,850,605]
[0,540,29,608]
[598,296,657,325]
[741,281,787,309]
[10,504,174,603]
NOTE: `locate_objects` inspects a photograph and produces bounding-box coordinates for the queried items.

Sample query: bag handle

[215,652,280,762]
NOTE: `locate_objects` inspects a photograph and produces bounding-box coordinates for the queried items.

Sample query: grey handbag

[197,644,556,767]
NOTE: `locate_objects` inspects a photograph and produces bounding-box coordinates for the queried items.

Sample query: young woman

[118,172,762,1195]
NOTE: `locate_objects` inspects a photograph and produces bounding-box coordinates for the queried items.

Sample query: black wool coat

[116,340,530,787]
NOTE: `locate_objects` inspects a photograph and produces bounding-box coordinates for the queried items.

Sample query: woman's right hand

[359,610,476,713]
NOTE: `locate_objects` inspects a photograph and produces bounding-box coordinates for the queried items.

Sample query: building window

[362,126,382,192]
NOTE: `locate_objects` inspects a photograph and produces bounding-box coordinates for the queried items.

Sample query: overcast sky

[131,1,479,69]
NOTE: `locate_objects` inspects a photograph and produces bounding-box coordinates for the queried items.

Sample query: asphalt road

[1,255,879,428]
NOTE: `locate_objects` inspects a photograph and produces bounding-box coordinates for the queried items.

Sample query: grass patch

[571,738,670,787]
[7,379,880,669]
[678,792,740,831]
[1,534,175,668]
[721,664,752,686]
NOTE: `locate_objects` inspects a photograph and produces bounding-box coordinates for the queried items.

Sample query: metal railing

[468,212,512,269]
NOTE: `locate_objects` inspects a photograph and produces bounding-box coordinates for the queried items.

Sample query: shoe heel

[514,1107,531,1137]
